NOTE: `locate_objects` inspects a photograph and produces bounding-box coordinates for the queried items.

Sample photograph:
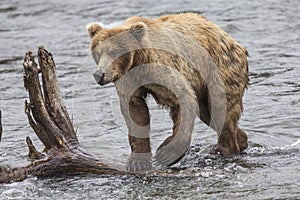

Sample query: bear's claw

[125,152,153,173]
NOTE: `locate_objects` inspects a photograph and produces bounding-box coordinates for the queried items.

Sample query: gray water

[0,0,300,199]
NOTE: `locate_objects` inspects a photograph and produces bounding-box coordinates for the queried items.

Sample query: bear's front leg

[154,105,196,167]
[120,95,152,172]
[126,136,152,172]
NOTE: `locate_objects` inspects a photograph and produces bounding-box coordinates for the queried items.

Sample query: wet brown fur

[88,13,249,170]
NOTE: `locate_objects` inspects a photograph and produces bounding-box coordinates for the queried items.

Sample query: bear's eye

[108,50,118,58]
[92,51,101,65]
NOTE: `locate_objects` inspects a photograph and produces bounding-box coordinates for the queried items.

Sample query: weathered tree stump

[0,46,124,183]
[0,110,2,143]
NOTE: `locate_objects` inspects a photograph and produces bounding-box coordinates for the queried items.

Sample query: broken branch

[0,46,125,183]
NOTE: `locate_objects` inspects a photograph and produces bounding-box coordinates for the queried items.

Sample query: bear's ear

[86,23,103,38]
[129,22,146,42]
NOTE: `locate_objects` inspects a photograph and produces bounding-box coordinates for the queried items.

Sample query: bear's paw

[125,152,153,173]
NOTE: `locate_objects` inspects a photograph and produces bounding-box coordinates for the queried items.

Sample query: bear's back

[124,13,249,94]
[128,13,248,68]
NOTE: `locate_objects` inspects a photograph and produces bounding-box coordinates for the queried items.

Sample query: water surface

[0,0,299,199]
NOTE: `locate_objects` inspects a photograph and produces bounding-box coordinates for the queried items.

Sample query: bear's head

[87,22,147,85]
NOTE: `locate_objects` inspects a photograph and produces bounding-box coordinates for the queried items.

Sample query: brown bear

[87,13,249,172]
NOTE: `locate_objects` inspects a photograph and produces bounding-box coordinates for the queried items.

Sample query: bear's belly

[144,84,179,108]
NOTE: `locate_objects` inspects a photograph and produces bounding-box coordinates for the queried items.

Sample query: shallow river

[0,0,299,199]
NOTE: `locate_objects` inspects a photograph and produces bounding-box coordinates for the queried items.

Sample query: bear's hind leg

[198,98,243,155]
[216,121,240,156]
[215,101,248,155]
[121,95,152,172]
[237,127,248,152]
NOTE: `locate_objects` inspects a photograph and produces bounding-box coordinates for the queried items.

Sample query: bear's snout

[93,70,105,85]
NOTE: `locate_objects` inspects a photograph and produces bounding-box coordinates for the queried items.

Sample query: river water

[0,0,299,199]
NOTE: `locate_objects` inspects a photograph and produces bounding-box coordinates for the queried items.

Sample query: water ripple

[0,0,300,199]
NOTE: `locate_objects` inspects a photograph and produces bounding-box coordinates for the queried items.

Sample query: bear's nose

[93,70,105,85]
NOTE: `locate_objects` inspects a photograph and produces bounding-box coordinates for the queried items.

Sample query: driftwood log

[0,46,125,183]
[0,110,2,143]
